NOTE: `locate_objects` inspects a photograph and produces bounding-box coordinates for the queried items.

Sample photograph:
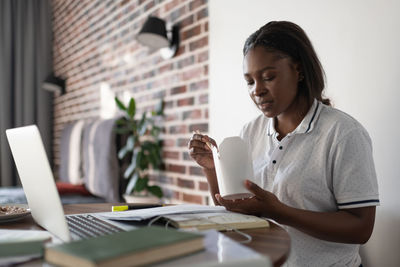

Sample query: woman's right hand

[188,132,218,170]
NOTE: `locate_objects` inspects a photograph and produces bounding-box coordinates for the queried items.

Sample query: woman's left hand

[215,180,282,218]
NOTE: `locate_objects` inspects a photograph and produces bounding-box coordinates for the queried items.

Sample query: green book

[0,240,44,258]
[44,226,204,267]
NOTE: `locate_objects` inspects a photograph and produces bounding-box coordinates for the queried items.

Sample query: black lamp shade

[42,73,66,94]
[137,16,169,49]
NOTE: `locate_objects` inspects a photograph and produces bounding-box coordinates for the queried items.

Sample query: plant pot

[123,194,161,204]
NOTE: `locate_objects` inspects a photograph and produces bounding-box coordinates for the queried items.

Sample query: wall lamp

[42,73,66,95]
[137,16,180,59]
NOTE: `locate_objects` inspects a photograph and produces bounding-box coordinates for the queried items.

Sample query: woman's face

[243,46,301,118]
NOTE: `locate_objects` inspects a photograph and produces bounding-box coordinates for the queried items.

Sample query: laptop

[6,125,135,242]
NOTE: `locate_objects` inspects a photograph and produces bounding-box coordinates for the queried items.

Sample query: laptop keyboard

[66,214,125,240]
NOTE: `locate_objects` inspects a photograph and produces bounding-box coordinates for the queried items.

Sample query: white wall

[209,0,400,266]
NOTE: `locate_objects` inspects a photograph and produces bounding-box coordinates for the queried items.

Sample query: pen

[111,204,163,212]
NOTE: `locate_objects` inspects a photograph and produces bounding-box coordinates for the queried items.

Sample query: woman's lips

[259,101,273,110]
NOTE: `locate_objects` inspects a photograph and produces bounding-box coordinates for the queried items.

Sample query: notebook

[5,125,136,242]
[45,226,204,267]
[163,212,269,231]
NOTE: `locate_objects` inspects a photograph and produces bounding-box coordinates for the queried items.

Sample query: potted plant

[114,96,164,203]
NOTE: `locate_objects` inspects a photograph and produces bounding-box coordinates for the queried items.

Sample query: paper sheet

[99,204,227,221]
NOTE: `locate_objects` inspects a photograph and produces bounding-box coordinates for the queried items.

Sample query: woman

[188,21,379,267]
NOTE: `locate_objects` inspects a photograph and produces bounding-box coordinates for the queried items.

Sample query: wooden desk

[0,203,290,267]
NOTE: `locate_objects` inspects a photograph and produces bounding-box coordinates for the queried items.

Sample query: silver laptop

[6,125,135,242]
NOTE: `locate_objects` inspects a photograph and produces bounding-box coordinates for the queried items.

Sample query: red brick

[167,164,186,174]
[174,191,182,201]
[177,97,194,106]
[196,7,208,20]
[162,151,180,160]
[197,51,208,63]
[143,0,155,11]
[199,94,208,104]
[182,109,201,120]
[189,36,208,51]
[159,63,173,73]
[162,139,175,147]
[189,0,206,11]
[183,151,192,161]
[189,123,208,133]
[189,80,208,91]
[177,178,195,189]
[189,166,203,176]
[164,0,180,12]
[175,45,186,57]
[183,193,203,204]
[199,181,208,191]
[169,6,186,22]
[170,85,187,95]
[176,55,195,69]
[204,65,208,75]
[178,15,194,29]
[181,25,201,41]
[181,67,203,81]
[176,138,190,147]
[169,125,187,134]
[165,113,179,121]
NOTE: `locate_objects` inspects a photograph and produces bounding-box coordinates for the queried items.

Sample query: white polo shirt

[240,99,379,267]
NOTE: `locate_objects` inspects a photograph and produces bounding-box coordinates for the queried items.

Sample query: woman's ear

[295,64,304,82]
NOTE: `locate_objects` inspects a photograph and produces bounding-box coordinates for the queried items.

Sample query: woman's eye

[246,80,254,86]
[263,76,275,82]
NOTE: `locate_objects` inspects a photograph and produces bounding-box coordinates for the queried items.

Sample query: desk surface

[0,203,290,267]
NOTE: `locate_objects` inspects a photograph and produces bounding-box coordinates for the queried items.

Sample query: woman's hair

[243,21,331,106]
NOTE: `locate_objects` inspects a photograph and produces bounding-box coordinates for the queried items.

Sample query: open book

[100,204,269,231]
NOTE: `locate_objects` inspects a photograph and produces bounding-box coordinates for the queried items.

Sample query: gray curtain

[0,0,53,186]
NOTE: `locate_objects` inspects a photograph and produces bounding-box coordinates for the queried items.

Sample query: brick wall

[51,0,210,204]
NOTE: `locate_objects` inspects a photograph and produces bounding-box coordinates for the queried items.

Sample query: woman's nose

[252,80,266,96]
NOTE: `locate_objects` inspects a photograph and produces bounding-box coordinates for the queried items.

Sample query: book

[163,211,270,231]
[0,240,44,266]
[44,226,204,267]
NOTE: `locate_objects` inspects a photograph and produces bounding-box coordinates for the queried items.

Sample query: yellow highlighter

[111,204,163,212]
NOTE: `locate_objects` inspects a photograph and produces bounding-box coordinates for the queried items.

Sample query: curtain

[0,0,53,186]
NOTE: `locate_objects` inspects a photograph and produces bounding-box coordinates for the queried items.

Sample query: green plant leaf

[151,126,161,137]
[116,118,126,125]
[147,185,163,198]
[115,97,127,111]
[118,146,129,160]
[114,127,131,135]
[126,136,135,151]
[128,98,136,119]
[123,163,135,179]
[135,177,148,192]
[125,172,139,195]
[155,99,164,116]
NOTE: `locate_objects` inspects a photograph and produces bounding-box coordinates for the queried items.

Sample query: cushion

[56,182,92,196]
[59,120,85,184]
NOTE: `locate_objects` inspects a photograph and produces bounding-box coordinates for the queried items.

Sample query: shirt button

[272,160,276,164]
[279,146,283,150]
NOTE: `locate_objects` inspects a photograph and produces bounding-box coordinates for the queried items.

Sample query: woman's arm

[188,133,220,205]
[216,180,376,244]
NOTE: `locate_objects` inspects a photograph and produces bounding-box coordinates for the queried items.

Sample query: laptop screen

[6,125,71,241]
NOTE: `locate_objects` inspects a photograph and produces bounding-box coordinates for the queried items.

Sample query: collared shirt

[240,99,379,267]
